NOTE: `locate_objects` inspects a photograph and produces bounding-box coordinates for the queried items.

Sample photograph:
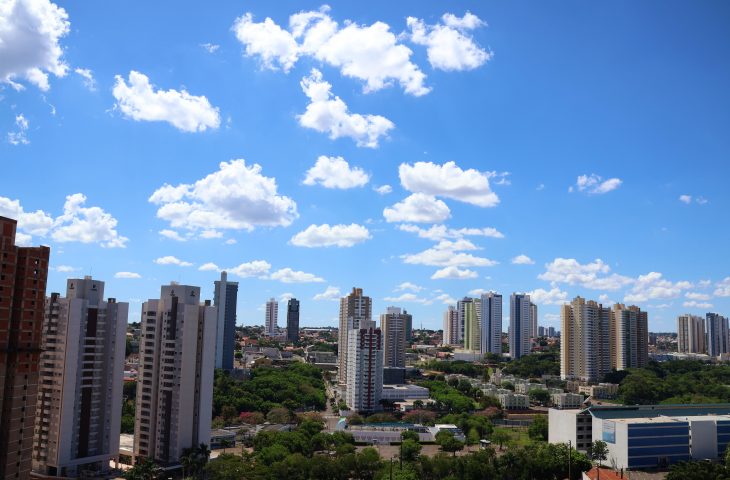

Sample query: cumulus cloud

[233,7,429,96]
[54,265,76,272]
[112,70,220,132]
[314,286,341,301]
[159,229,187,241]
[401,239,497,270]
[74,67,95,91]
[198,262,220,272]
[683,300,713,309]
[49,194,128,248]
[679,194,708,205]
[431,266,478,280]
[528,288,568,305]
[512,254,535,265]
[269,267,324,283]
[0,0,70,91]
[539,258,632,291]
[279,292,294,302]
[685,292,711,301]
[227,260,271,278]
[149,159,298,235]
[399,161,499,207]
[303,155,369,189]
[290,223,371,248]
[154,256,192,267]
[298,69,394,148]
[374,185,392,195]
[7,114,30,145]
[624,272,692,303]
[569,174,622,194]
[384,293,429,304]
[407,12,491,71]
[715,277,730,297]
[395,282,423,292]
[200,43,220,54]
[398,224,504,241]
[679,194,692,205]
[383,193,450,223]
[115,271,141,279]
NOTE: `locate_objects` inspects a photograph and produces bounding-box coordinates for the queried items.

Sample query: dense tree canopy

[501,350,560,378]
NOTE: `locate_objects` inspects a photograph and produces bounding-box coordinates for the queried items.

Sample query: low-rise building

[551,393,584,410]
[515,382,547,395]
[429,424,466,442]
[499,393,530,410]
[578,383,619,399]
[343,424,433,444]
[381,384,430,402]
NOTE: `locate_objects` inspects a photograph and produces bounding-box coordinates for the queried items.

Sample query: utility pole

[568,440,572,480]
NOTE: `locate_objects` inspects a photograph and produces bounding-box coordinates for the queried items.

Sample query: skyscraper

[0,217,50,480]
[380,307,408,368]
[134,284,216,467]
[345,320,383,412]
[509,293,532,359]
[458,297,480,352]
[706,313,728,357]
[561,296,611,382]
[32,277,128,477]
[213,271,238,370]
[677,314,706,354]
[529,302,538,339]
[338,288,372,385]
[442,306,459,346]
[286,298,300,343]
[265,298,278,336]
[480,292,502,356]
[611,304,648,370]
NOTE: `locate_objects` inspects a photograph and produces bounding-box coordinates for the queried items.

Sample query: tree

[123,458,162,480]
[528,389,551,406]
[528,415,548,441]
[221,405,237,424]
[204,454,251,480]
[435,431,464,457]
[180,443,210,479]
[400,430,420,443]
[588,440,609,477]
[266,407,292,424]
[667,461,730,480]
[491,430,510,450]
[400,439,422,462]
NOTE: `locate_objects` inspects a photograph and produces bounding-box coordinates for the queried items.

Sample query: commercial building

[0,217,50,480]
[458,297,480,353]
[286,298,300,344]
[338,288,372,385]
[213,272,238,370]
[611,304,648,370]
[264,298,278,336]
[677,314,706,354]
[345,320,383,412]
[32,277,128,477]
[561,297,611,382]
[442,306,459,346]
[479,292,502,356]
[380,307,408,368]
[707,313,729,357]
[134,284,216,467]
[509,293,532,359]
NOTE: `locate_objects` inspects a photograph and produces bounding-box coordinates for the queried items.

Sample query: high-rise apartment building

[0,217,49,480]
[33,277,127,477]
[458,297,480,352]
[561,296,611,382]
[510,293,532,359]
[442,306,459,346]
[213,271,238,371]
[134,284,216,467]
[338,288,372,385]
[345,320,383,412]
[706,313,728,357]
[479,292,502,356]
[611,304,648,370]
[677,314,706,354]
[264,298,278,336]
[529,302,538,339]
[380,307,408,368]
[286,298,300,344]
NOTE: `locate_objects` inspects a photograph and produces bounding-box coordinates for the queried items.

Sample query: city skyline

[2,1,729,333]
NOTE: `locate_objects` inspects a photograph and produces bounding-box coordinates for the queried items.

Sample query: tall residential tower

[338,288,372,385]
[265,298,278,336]
[380,307,409,368]
[677,314,706,354]
[213,272,238,370]
[560,296,611,382]
[509,293,532,359]
[286,298,300,343]
[480,292,502,356]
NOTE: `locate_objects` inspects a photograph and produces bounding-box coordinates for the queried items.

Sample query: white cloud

[679,194,708,205]
[407,12,490,71]
[395,282,423,292]
[384,293,430,304]
[74,67,96,91]
[570,174,622,195]
[398,224,504,241]
[714,277,730,297]
[198,262,220,272]
[468,288,488,296]
[154,256,192,267]
[374,185,392,195]
[112,70,220,132]
[528,288,568,306]
[200,229,223,239]
[233,8,429,96]
[303,155,369,189]
[0,196,53,239]
[383,193,450,223]
[54,265,76,272]
[434,293,456,304]
[0,0,69,91]
[539,258,632,291]
[685,292,711,301]
[224,238,237,245]
[431,266,478,280]
[49,194,128,248]
[200,43,220,54]
[399,161,499,207]
[679,194,692,204]
[290,223,371,248]
[402,239,497,269]
[159,229,187,241]
[512,254,535,265]
[279,292,294,302]
[227,260,271,278]
[7,114,30,145]
[313,286,341,301]
[624,272,692,303]
[298,69,394,148]
[149,159,298,234]
[269,267,324,283]
[683,300,713,309]
[115,271,141,279]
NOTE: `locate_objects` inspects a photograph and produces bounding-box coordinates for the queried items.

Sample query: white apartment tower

[443,306,459,346]
[134,284,216,467]
[345,320,383,412]
[480,292,502,356]
[380,307,408,368]
[265,298,278,336]
[677,314,706,354]
[458,297,480,352]
[32,277,127,478]
[509,293,532,359]
[338,288,372,385]
[529,302,538,339]
[611,304,648,370]
[561,296,611,382]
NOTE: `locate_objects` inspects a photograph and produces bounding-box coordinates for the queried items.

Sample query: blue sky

[2,0,729,331]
